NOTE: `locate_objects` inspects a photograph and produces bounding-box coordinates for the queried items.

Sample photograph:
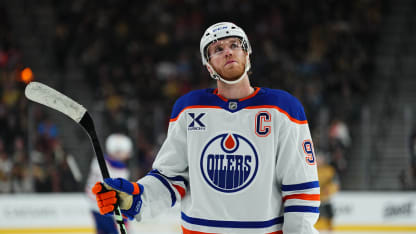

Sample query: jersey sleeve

[275,99,320,234]
[136,102,189,220]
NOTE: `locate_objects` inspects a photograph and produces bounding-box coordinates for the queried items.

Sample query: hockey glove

[92,178,143,220]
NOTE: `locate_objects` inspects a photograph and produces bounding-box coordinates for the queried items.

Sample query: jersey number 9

[302,140,316,165]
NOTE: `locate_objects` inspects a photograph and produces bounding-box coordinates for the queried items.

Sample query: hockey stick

[25,82,127,234]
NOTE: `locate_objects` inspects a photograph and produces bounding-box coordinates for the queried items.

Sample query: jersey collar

[213,87,261,102]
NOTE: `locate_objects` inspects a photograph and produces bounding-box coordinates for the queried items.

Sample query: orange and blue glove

[92,178,144,220]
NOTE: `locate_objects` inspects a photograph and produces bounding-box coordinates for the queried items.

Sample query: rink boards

[0,192,415,233]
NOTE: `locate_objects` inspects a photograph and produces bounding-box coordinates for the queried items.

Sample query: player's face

[207,37,247,81]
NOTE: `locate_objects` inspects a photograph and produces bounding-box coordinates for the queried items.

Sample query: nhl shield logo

[200,133,259,193]
[228,101,238,110]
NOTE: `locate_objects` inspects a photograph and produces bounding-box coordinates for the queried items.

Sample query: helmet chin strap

[208,55,251,85]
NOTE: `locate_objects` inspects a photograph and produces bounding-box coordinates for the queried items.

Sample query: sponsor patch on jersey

[200,133,258,193]
[188,113,206,131]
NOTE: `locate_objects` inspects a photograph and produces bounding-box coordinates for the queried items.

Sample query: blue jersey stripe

[147,172,176,207]
[150,169,189,186]
[284,206,320,213]
[170,89,224,119]
[281,181,320,191]
[170,88,307,122]
[105,155,127,169]
[181,212,283,228]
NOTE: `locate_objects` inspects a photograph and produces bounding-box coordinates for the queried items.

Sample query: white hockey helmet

[200,22,252,85]
[105,133,133,161]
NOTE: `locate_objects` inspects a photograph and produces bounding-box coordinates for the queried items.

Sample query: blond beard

[218,63,245,82]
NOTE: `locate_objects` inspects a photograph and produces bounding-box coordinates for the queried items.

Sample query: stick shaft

[80,113,126,234]
[80,113,110,178]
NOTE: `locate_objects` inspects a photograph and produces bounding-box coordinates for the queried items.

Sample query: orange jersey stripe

[245,105,308,124]
[282,193,320,202]
[172,184,186,198]
[170,105,222,122]
[182,226,213,234]
[169,101,307,125]
[239,87,260,101]
[213,88,228,102]
[181,226,282,234]
[213,87,261,102]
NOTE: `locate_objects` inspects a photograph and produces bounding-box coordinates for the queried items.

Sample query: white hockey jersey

[138,87,320,234]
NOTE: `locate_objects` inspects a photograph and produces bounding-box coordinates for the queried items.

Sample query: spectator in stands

[10,136,32,193]
[0,139,12,193]
[410,127,416,171]
[328,117,351,174]
[400,127,416,189]
[0,3,32,194]
[315,152,340,232]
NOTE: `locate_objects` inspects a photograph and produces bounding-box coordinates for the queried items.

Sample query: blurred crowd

[53,0,384,176]
[1,0,387,193]
[0,4,30,193]
[0,4,80,193]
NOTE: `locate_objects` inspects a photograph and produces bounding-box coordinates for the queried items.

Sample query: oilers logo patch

[200,133,258,193]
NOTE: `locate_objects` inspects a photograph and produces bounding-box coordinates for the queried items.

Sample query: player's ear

[206,64,213,74]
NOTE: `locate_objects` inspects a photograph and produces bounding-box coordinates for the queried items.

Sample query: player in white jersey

[86,133,132,234]
[92,22,320,234]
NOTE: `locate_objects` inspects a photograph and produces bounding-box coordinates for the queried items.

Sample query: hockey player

[92,22,320,233]
[86,133,133,234]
